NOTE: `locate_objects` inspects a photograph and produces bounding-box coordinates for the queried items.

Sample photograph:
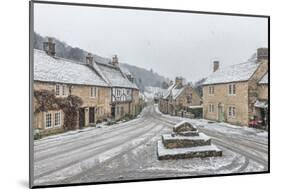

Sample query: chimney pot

[257,48,268,62]
[86,53,94,66]
[43,37,56,56]
[213,61,219,72]
[175,77,183,87]
[112,55,119,66]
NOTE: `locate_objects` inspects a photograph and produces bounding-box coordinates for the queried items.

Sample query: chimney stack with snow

[86,53,94,66]
[43,37,56,56]
[175,77,183,87]
[213,61,219,72]
[112,55,119,66]
[257,48,268,62]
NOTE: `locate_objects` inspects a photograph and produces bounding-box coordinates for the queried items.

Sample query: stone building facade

[159,77,201,116]
[33,39,140,136]
[254,73,268,128]
[202,48,268,126]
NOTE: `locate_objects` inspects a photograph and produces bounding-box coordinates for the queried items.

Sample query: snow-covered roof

[93,54,111,65]
[34,49,108,87]
[96,63,138,89]
[203,61,259,85]
[172,88,184,99]
[163,83,176,99]
[162,83,185,100]
[119,65,132,76]
[254,100,268,108]
[259,73,268,84]
[188,105,203,109]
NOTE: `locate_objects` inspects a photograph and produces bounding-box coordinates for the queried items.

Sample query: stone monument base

[157,141,222,160]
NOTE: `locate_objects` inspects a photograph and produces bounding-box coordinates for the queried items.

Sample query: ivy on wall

[34,90,83,130]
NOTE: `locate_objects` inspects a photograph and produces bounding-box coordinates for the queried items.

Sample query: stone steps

[162,133,211,149]
[157,141,222,160]
[157,120,222,160]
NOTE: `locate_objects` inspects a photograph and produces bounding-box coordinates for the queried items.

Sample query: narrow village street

[33,102,268,186]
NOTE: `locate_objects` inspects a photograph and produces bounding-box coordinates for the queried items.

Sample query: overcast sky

[34,3,268,82]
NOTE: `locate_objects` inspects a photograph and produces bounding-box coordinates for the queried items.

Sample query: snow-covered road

[33,104,268,186]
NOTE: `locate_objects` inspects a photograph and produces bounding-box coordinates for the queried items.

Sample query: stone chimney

[86,53,94,66]
[175,77,183,87]
[257,48,268,62]
[112,55,119,66]
[213,61,219,72]
[43,37,56,56]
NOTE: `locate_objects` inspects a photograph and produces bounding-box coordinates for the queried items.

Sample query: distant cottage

[159,77,202,117]
[33,38,141,136]
[202,48,268,128]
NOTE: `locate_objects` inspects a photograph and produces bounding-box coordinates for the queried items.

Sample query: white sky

[34,3,268,82]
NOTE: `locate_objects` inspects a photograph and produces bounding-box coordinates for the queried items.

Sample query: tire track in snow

[34,123,163,185]
[35,118,153,161]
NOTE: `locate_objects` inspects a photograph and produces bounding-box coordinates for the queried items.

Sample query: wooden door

[78,108,85,129]
[89,107,95,124]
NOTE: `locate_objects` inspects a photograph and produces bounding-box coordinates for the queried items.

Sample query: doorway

[78,108,85,129]
[218,104,225,122]
[89,107,95,124]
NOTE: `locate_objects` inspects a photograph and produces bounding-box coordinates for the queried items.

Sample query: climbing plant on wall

[34,90,83,130]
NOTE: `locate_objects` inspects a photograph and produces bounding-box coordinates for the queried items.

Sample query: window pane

[55,85,60,96]
[46,113,52,128]
[55,112,61,126]
[62,85,65,96]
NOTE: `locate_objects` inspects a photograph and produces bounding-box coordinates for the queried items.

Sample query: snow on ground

[33,104,268,186]
[154,104,268,140]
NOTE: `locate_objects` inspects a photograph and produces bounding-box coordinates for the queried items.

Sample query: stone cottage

[33,39,111,136]
[202,48,268,126]
[91,54,140,120]
[254,72,268,128]
[33,38,140,136]
[159,77,201,116]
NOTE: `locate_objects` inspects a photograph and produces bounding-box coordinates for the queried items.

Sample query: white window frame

[228,84,236,96]
[228,106,236,117]
[90,87,98,98]
[55,84,68,97]
[45,113,52,129]
[55,84,60,96]
[209,86,214,95]
[54,111,61,127]
[62,85,67,97]
[209,104,215,113]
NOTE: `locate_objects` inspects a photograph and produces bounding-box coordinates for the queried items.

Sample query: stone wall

[175,85,201,107]
[248,60,268,117]
[33,110,65,136]
[202,82,249,126]
[257,84,268,100]
[33,81,111,130]
[114,102,131,120]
